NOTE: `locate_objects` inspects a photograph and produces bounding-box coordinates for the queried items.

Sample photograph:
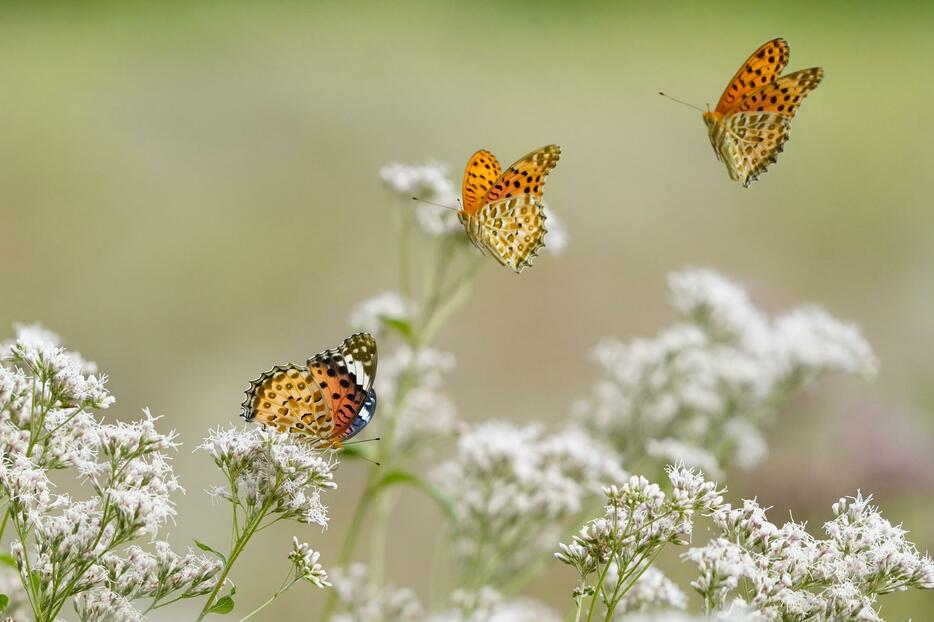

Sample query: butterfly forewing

[477,195,547,272]
[242,365,333,444]
[461,150,502,215]
[483,145,561,205]
[716,38,790,114]
[734,67,823,114]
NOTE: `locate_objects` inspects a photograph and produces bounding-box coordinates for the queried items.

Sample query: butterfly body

[241,333,378,449]
[704,38,823,187]
[457,144,560,272]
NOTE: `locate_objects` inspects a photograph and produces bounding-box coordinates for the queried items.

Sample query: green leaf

[0,593,8,612]
[194,540,227,565]
[0,552,15,569]
[374,469,456,523]
[207,595,235,615]
[381,316,415,342]
[30,570,41,594]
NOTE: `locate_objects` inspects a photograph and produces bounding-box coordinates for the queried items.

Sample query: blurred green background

[1,1,932,618]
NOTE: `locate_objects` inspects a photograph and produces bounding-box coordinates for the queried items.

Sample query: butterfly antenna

[343,437,381,445]
[411,196,460,212]
[658,91,705,112]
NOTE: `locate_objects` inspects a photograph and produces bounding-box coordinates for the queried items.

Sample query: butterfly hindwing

[461,150,502,215]
[720,112,791,187]
[716,38,790,114]
[477,195,547,272]
[483,145,560,205]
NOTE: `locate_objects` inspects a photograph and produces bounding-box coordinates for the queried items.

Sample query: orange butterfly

[241,333,377,449]
[458,145,561,272]
[702,38,823,187]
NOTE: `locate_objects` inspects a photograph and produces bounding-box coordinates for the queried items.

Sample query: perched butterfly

[241,333,378,449]
[702,38,823,187]
[458,144,561,272]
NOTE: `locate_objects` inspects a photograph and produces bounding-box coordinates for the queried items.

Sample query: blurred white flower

[437,422,626,582]
[577,268,877,477]
[348,291,416,336]
[380,161,461,236]
[542,205,568,254]
[377,345,459,452]
[331,564,424,622]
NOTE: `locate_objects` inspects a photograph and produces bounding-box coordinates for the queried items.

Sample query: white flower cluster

[435,422,627,583]
[576,269,877,478]
[380,161,461,235]
[197,425,337,526]
[331,566,559,622]
[685,493,934,621]
[556,466,725,618]
[0,324,222,621]
[289,537,330,588]
[377,345,459,453]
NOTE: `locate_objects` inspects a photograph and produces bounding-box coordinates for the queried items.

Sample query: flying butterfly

[458,144,561,272]
[699,38,823,187]
[241,333,378,449]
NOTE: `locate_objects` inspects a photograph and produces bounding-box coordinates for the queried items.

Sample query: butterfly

[702,38,823,187]
[458,144,561,272]
[241,333,378,449]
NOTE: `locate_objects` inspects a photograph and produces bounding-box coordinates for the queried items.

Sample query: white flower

[289,537,330,588]
[331,564,424,622]
[542,205,568,254]
[773,306,877,379]
[197,425,337,526]
[438,422,626,582]
[348,291,416,335]
[377,345,460,451]
[577,268,876,476]
[380,161,460,236]
[74,589,144,622]
[684,492,934,620]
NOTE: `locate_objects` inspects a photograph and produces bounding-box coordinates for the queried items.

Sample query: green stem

[197,501,273,622]
[238,577,298,622]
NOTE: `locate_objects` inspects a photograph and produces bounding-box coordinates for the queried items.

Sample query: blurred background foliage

[1,0,932,618]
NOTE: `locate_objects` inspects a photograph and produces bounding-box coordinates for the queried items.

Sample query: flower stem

[238,577,298,622]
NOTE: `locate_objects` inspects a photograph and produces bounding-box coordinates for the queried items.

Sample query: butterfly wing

[716,38,790,114]
[732,67,824,114]
[461,150,502,215]
[483,145,561,205]
[241,364,333,444]
[476,194,547,273]
[307,333,378,443]
[714,112,791,187]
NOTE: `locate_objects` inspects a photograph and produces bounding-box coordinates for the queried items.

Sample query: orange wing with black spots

[461,150,502,216]
[483,145,561,205]
[733,67,823,115]
[306,333,377,441]
[242,365,333,444]
[241,333,378,447]
[716,38,790,114]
